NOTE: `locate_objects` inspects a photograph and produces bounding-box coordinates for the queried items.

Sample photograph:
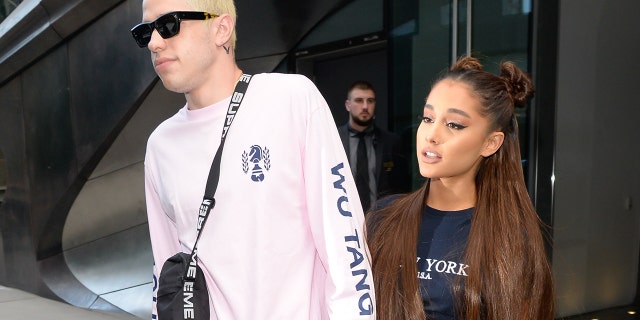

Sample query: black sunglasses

[131,11,219,48]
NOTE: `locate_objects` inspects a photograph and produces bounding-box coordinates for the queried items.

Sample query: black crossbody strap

[185,74,252,277]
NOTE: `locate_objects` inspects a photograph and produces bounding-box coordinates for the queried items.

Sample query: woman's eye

[421,116,433,123]
[447,122,467,130]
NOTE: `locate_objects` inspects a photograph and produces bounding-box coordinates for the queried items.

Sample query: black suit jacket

[338,124,411,200]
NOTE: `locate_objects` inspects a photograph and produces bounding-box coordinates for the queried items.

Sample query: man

[338,81,410,212]
[131,0,375,318]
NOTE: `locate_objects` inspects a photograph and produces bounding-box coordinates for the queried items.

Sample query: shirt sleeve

[144,147,180,319]
[301,78,376,319]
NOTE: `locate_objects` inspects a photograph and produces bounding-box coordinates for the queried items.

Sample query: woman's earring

[223,45,230,54]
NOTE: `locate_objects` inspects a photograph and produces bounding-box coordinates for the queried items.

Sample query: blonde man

[131,0,375,318]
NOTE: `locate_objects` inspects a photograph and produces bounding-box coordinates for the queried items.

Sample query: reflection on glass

[1,0,23,24]
[389,0,532,189]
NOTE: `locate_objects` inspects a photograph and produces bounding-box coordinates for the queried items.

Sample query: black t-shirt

[417,206,473,320]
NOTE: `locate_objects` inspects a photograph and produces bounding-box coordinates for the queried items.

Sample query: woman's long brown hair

[365,56,554,320]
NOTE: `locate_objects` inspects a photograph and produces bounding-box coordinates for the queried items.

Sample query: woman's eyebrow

[424,104,471,118]
[448,108,471,118]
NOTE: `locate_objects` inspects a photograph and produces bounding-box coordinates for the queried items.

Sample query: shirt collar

[348,124,374,137]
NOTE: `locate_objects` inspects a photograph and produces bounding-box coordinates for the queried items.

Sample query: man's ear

[214,13,234,47]
[481,131,505,157]
[345,100,351,111]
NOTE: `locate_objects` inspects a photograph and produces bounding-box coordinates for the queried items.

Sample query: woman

[365,56,554,320]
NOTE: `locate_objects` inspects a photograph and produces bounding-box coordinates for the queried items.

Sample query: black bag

[157,252,210,319]
[155,74,252,320]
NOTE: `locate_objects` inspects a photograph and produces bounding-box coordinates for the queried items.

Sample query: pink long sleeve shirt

[144,73,375,319]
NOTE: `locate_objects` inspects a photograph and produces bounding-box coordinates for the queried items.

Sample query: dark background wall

[551,0,640,317]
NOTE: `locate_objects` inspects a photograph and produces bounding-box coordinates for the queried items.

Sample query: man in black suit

[338,81,410,212]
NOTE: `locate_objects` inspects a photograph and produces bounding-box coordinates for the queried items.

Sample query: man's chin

[353,118,373,127]
[160,79,188,94]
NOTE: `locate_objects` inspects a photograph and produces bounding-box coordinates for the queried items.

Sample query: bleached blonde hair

[186,0,237,49]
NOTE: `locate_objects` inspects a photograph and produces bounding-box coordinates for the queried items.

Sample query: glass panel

[389,0,452,188]
[471,0,531,71]
[296,0,384,49]
[456,0,469,58]
[292,0,532,190]
[389,0,532,189]
[470,0,532,181]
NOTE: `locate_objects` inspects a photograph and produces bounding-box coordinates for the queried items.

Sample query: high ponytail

[449,57,554,319]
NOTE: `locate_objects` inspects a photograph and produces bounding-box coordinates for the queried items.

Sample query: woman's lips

[421,150,442,164]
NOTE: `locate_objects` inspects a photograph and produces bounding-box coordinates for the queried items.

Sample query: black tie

[355,133,370,212]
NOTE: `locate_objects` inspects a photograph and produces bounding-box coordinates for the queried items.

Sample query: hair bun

[500,61,534,106]
[450,56,483,72]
